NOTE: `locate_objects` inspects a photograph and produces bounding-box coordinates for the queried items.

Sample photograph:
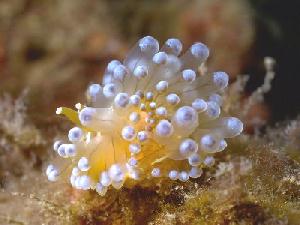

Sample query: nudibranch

[46,36,243,195]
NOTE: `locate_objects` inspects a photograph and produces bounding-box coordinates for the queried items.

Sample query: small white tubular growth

[180,42,209,70]
[166,93,180,105]
[107,60,121,74]
[47,170,59,182]
[70,175,78,188]
[200,134,219,152]
[213,72,229,89]
[189,167,203,178]
[75,103,81,110]
[188,153,202,166]
[173,106,198,128]
[128,157,138,167]
[140,103,146,111]
[100,171,111,187]
[156,81,168,92]
[192,98,207,112]
[122,126,136,141]
[139,36,159,54]
[129,143,141,154]
[204,156,215,167]
[151,168,161,177]
[164,38,182,56]
[182,69,196,82]
[76,175,91,190]
[102,74,114,85]
[57,144,67,157]
[72,167,80,176]
[156,120,173,137]
[129,112,140,123]
[96,183,108,196]
[114,93,129,108]
[209,94,223,106]
[222,117,244,138]
[128,169,139,180]
[53,140,62,152]
[191,42,210,61]
[137,131,148,142]
[146,92,154,100]
[133,65,148,79]
[129,95,141,106]
[149,102,157,109]
[78,157,90,171]
[153,52,168,65]
[206,101,221,119]
[46,165,58,182]
[179,138,198,157]
[68,127,83,142]
[169,170,179,180]
[79,107,96,126]
[70,175,76,187]
[179,171,189,182]
[103,83,117,98]
[156,107,167,116]
[46,164,55,175]
[113,65,128,81]
[109,164,124,182]
[88,84,102,99]
[56,107,63,115]
[65,144,77,157]
[135,90,144,98]
[218,139,228,152]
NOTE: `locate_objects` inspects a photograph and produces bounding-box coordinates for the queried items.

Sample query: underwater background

[0,0,299,224]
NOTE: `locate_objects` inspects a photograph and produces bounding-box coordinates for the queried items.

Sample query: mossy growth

[37,130,298,225]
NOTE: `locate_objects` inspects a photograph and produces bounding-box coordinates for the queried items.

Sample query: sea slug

[46,36,243,195]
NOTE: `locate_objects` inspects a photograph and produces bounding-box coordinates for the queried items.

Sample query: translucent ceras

[46,36,243,195]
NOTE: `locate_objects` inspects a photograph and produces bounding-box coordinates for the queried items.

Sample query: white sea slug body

[47,36,243,195]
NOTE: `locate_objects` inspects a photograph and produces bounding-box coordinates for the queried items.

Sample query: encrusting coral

[46,36,243,195]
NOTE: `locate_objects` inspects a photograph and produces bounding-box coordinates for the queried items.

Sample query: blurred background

[0,0,299,126]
